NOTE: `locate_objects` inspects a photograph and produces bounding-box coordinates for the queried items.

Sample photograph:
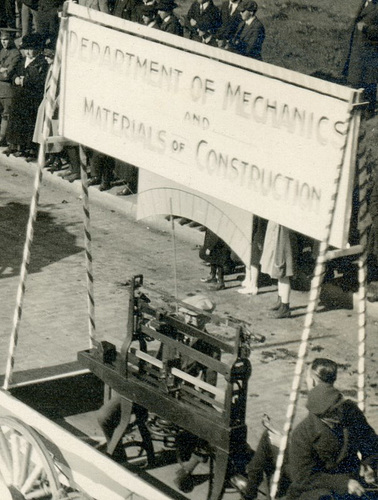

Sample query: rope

[269,92,359,499]
[80,160,97,348]
[3,13,68,391]
[169,198,179,314]
[356,130,369,412]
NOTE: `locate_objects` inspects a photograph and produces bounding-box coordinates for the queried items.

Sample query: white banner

[61,5,360,248]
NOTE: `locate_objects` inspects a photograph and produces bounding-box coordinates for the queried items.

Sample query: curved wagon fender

[0,389,172,500]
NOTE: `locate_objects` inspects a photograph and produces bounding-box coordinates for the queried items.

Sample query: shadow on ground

[0,200,83,279]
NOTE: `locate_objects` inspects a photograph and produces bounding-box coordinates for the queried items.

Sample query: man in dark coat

[286,359,378,500]
[344,0,378,118]
[217,0,242,45]
[156,0,182,35]
[228,0,264,60]
[140,3,160,28]
[0,28,21,145]
[4,33,48,156]
[240,358,378,500]
[113,0,142,20]
[185,0,222,41]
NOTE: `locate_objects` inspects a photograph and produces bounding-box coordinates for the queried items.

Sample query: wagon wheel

[0,416,62,500]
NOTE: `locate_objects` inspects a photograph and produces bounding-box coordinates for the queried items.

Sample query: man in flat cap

[156,0,183,36]
[0,28,21,145]
[228,0,265,60]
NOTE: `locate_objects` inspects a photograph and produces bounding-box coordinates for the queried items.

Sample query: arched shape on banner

[136,188,252,266]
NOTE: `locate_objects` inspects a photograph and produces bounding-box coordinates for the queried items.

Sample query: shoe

[269,303,291,319]
[88,176,101,186]
[269,296,282,311]
[174,468,194,493]
[99,182,111,191]
[65,172,80,183]
[13,150,26,158]
[238,286,258,295]
[58,169,72,178]
[200,275,217,283]
[117,185,132,196]
[2,147,17,156]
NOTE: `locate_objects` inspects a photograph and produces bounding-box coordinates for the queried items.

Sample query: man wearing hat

[140,3,160,28]
[0,28,21,146]
[228,0,265,60]
[156,0,183,35]
[3,32,48,157]
[185,0,222,41]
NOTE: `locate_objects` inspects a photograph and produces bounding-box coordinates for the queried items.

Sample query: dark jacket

[159,14,183,36]
[113,0,142,21]
[344,0,378,86]
[21,0,39,10]
[200,229,232,267]
[217,0,242,41]
[7,53,48,145]
[0,43,21,82]
[229,16,265,59]
[287,383,378,499]
[185,0,222,40]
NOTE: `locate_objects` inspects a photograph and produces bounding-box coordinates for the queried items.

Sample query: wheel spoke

[18,440,32,489]
[10,430,21,486]
[20,463,43,495]
[0,427,12,482]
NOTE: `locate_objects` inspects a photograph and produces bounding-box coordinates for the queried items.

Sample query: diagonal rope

[80,159,97,348]
[270,91,360,499]
[356,124,368,412]
[3,11,68,391]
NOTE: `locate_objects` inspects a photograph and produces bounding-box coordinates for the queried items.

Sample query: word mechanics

[67,29,351,217]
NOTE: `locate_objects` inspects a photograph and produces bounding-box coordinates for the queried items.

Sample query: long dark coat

[200,229,232,267]
[159,14,183,36]
[345,0,378,86]
[185,0,222,40]
[0,42,21,99]
[217,0,242,41]
[286,384,378,500]
[7,53,48,146]
[229,16,265,60]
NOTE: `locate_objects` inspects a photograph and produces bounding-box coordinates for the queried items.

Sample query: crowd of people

[0,0,377,305]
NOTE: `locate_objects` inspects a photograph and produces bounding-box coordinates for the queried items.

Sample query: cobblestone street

[1,156,378,457]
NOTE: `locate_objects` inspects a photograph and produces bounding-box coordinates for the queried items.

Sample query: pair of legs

[243,429,290,499]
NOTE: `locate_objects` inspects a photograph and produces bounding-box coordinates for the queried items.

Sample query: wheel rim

[0,416,61,499]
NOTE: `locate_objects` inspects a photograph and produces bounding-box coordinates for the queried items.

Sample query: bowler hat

[155,0,178,11]
[20,33,44,50]
[239,0,258,12]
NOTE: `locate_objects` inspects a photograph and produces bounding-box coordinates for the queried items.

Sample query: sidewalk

[1,149,378,446]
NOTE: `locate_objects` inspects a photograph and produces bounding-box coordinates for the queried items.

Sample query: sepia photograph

[0,0,377,498]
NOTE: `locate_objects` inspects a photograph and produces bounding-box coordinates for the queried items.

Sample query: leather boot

[270,302,291,319]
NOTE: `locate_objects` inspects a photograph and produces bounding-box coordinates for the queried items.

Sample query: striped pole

[169,198,179,313]
[3,11,68,391]
[270,92,359,499]
[356,122,368,412]
[80,159,97,348]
